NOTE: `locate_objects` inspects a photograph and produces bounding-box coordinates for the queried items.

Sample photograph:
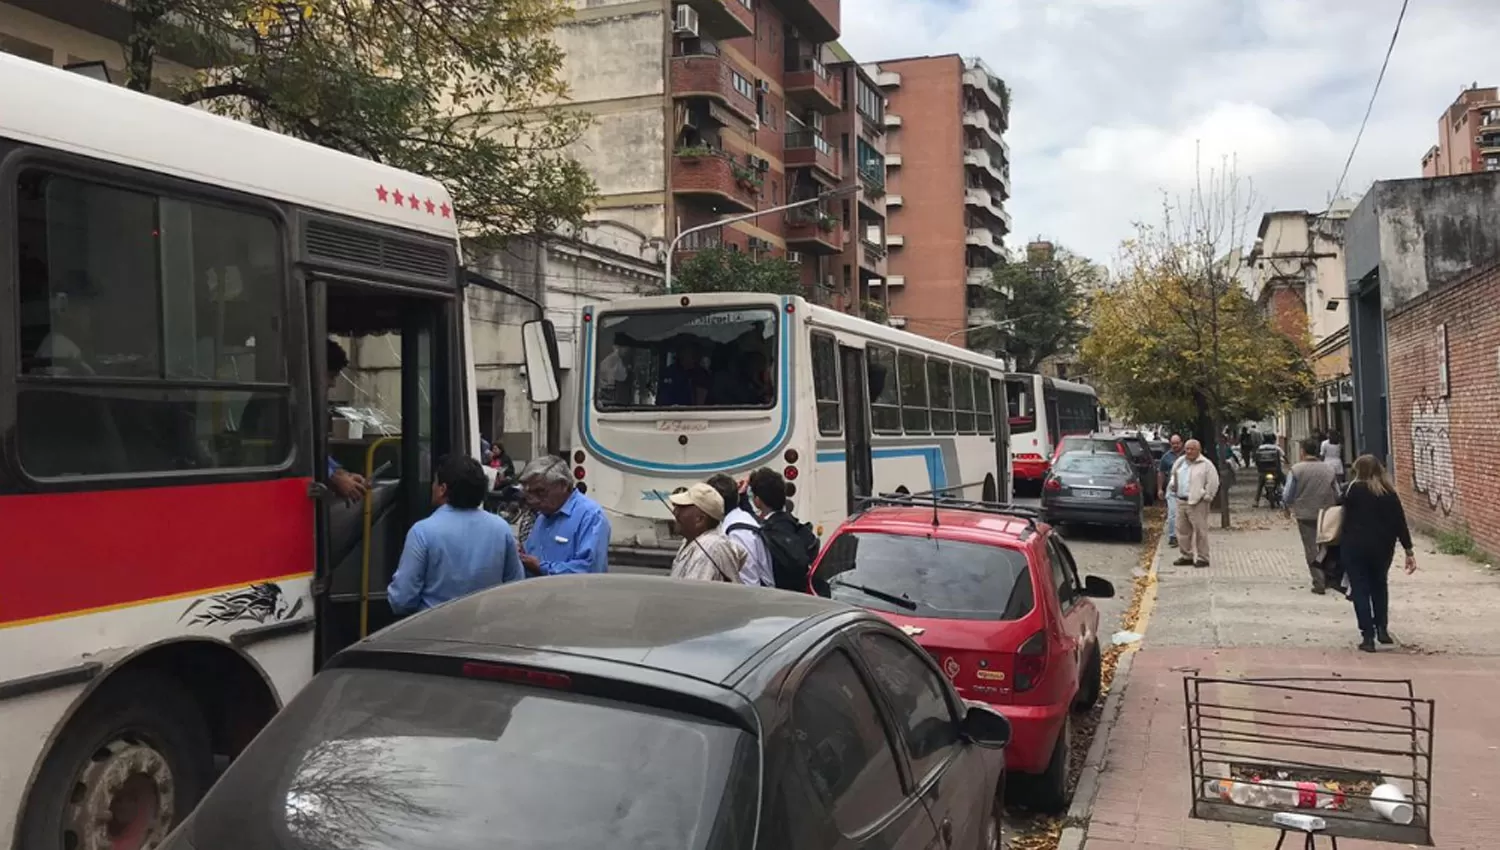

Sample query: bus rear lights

[678,435,689,446]
[785,482,797,497]
[785,302,796,313]
[680,296,691,307]
[783,449,799,464]
[573,466,586,480]
[784,466,799,481]
[576,482,589,494]
[573,450,586,464]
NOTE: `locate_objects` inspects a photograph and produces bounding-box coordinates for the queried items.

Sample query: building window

[15,169,291,478]
[856,79,884,124]
[732,71,754,100]
[1,33,55,65]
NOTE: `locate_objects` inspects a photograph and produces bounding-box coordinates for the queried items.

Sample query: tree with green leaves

[672,247,803,296]
[119,0,594,246]
[969,245,1098,372]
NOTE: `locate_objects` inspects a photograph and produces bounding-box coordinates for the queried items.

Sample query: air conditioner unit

[757,79,771,94]
[673,4,700,36]
[787,251,805,264]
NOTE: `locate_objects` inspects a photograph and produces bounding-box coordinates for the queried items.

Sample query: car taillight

[1043,477,1062,491]
[462,662,572,690]
[1116,443,1126,455]
[1122,481,1141,496]
[1014,631,1048,693]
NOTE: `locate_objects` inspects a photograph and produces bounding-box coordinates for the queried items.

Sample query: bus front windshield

[593,307,778,410]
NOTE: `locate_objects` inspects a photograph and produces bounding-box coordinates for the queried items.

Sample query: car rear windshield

[173,668,755,850]
[815,532,1035,620]
[1056,454,1133,475]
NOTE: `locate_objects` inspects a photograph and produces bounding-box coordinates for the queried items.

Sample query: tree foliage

[1081,226,1313,431]
[120,0,595,245]
[970,245,1098,372]
[672,247,803,296]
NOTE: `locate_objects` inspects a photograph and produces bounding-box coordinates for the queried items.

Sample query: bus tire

[982,474,998,502]
[19,669,214,850]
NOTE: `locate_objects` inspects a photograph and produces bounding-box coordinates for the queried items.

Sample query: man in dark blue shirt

[388,455,523,614]
[655,339,709,407]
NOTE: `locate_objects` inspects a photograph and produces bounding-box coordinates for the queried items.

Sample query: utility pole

[1210,265,1230,529]
[664,185,860,293]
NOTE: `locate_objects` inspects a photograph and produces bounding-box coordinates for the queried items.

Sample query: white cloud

[841,0,1500,262]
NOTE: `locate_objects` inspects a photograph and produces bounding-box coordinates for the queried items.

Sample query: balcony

[884,113,903,129]
[962,62,1009,126]
[886,152,903,167]
[779,0,839,44]
[672,149,760,214]
[671,53,758,124]
[886,233,905,248]
[967,266,992,288]
[964,147,1009,192]
[784,56,841,114]
[858,164,886,195]
[963,108,1005,147]
[886,194,903,207]
[1480,132,1500,152]
[785,207,844,255]
[966,227,1002,254]
[784,130,842,183]
[677,0,755,39]
[885,275,906,287]
[965,188,1011,231]
[874,69,901,88]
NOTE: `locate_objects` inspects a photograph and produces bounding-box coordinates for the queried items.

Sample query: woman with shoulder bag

[1338,455,1417,652]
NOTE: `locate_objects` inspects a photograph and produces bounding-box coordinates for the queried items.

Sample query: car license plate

[1077,489,1110,499]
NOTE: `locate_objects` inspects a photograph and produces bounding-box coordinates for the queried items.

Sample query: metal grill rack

[1184,676,1435,847]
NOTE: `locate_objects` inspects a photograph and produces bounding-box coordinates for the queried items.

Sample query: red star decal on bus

[375,185,389,203]
[439,203,452,219]
[424,198,436,214]
[407,193,421,210]
[392,189,405,206]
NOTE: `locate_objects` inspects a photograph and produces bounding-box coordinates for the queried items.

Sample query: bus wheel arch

[17,639,280,850]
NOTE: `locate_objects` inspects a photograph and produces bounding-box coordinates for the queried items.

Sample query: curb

[1055,526,1170,850]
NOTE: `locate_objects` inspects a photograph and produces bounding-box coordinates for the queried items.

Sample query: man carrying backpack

[708,474,773,587]
[746,467,821,592]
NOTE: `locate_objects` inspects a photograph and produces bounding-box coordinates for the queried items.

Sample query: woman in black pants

[1339,455,1417,652]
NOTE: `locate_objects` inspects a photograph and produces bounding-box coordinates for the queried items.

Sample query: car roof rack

[855,489,1040,528]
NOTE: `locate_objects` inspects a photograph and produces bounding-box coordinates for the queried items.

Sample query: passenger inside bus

[655,337,711,406]
[595,309,777,409]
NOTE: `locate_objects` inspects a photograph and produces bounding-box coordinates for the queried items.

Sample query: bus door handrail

[360,436,401,639]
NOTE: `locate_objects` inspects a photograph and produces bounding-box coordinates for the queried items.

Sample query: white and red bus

[0,54,489,849]
[1004,374,1106,493]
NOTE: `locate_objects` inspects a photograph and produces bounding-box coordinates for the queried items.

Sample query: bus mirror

[522,320,561,404]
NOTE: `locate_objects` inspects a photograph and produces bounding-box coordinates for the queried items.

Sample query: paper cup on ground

[1370,783,1414,825]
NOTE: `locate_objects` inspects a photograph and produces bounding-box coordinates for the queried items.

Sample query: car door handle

[939,817,954,846]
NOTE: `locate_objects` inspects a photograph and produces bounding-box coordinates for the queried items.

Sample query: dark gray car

[160,575,1012,850]
[1040,452,1144,541]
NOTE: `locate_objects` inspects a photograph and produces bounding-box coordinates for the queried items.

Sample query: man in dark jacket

[1283,437,1340,593]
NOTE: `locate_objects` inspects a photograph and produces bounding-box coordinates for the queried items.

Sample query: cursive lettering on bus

[656,419,709,432]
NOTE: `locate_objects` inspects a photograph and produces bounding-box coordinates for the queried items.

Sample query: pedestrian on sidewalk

[1167,438,1220,568]
[667,482,747,582]
[707,473,773,587]
[1156,434,1183,546]
[1321,430,1346,485]
[1282,436,1340,594]
[1239,426,1254,469]
[1340,455,1417,652]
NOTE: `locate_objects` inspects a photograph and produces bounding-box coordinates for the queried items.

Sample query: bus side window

[898,351,929,434]
[927,359,954,434]
[974,374,994,435]
[954,365,975,433]
[811,332,841,435]
[867,344,901,434]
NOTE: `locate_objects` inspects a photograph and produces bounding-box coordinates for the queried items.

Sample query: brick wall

[1266,285,1311,352]
[1385,262,1500,554]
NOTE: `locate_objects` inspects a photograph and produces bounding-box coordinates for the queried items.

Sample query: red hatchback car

[810,499,1115,812]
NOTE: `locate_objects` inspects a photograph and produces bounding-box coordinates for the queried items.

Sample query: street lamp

[943,313,1047,344]
[664,184,861,293]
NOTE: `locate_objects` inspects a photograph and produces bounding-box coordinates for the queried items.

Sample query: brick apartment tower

[869,55,1011,345]
[551,0,845,301]
[1421,84,1500,176]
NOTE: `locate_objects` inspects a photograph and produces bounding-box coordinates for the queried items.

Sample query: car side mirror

[960,703,1011,749]
[521,319,561,404]
[1082,575,1115,598]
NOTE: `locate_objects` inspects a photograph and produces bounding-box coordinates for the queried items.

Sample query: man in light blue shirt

[519,456,611,576]
[388,455,524,614]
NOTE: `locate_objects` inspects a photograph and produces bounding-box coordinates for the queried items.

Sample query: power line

[1329,0,1410,204]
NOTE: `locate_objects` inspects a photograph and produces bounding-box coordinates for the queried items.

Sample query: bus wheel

[20,670,213,850]
[982,474,998,502]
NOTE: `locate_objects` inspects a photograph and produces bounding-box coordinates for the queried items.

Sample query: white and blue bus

[1004,373,1107,493]
[566,291,1015,569]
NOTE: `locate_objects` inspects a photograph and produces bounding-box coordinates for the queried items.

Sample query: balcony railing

[677,228,724,251]
[859,164,886,193]
[671,53,758,123]
[784,131,841,181]
[1480,133,1500,150]
[785,207,844,254]
[671,149,759,214]
[784,55,841,113]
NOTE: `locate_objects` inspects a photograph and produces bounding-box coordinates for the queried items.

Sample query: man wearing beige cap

[667,483,747,582]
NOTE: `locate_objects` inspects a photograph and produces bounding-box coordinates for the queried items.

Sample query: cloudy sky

[841,0,1500,265]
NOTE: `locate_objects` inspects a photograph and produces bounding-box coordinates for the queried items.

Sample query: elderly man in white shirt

[708,474,772,587]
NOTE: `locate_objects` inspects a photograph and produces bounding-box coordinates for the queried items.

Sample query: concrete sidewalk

[1079,479,1500,850]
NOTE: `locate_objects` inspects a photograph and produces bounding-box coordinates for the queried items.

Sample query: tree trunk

[124,0,168,92]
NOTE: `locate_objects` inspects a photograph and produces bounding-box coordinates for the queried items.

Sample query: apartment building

[0,1,199,85]
[868,54,1010,345]
[556,0,845,299]
[1420,84,1500,176]
[827,45,888,316]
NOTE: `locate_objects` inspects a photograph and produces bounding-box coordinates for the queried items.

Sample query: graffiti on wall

[1410,396,1456,515]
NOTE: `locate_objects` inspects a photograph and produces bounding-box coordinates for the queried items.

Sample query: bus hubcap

[67,739,175,850]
